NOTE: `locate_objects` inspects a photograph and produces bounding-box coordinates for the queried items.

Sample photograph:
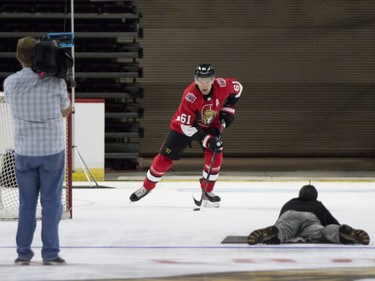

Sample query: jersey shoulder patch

[216,78,227,87]
[185,92,197,103]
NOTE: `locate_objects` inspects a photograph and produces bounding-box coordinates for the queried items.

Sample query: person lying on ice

[248,184,370,245]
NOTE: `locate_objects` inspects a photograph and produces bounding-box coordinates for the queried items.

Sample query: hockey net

[0,92,72,220]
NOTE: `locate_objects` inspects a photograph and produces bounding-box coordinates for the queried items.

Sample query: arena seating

[0,0,144,170]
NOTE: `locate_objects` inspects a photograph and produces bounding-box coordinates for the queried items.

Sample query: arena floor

[1,173,375,281]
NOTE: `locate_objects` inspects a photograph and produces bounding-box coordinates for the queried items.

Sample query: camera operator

[3,36,71,265]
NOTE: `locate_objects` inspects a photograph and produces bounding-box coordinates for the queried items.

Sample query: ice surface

[0,179,374,280]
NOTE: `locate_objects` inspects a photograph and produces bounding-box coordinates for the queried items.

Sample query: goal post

[0,92,72,220]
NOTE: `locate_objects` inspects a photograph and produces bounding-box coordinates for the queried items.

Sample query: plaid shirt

[4,68,70,156]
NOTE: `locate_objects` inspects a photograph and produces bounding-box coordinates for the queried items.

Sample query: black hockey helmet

[299,184,318,201]
[195,64,214,78]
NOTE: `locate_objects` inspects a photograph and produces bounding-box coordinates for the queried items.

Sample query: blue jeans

[15,151,65,261]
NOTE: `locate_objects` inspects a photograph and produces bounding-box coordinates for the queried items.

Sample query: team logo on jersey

[185,92,196,103]
[201,104,216,126]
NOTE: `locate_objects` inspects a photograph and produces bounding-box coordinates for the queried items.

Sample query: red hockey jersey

[170,77,242,139]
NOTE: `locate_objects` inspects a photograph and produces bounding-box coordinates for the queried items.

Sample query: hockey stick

[193,123,225,208]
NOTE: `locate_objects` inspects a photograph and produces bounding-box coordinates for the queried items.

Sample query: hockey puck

[193,208,200,211]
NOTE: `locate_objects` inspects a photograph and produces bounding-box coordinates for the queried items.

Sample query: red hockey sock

[200,151,223,192]
[143,154,173,190]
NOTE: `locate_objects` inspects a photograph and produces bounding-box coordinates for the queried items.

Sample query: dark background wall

[136,0,375,157]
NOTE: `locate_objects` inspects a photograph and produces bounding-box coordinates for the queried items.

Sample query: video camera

[32,32,76,87]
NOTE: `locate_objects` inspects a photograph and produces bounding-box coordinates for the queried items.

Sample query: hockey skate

[129,186,151,202]
[247,225,281,245]
[198,178,220,208]
[339,224,370,245]
[203,191,221,208]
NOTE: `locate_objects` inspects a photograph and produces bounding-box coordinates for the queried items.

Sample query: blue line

[181,188,375,193]
[1,245,374,250]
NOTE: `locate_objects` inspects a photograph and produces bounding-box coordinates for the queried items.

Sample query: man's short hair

[299,184,318,201]
[16,37,37,66]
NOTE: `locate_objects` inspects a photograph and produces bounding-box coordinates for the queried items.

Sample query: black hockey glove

[219,106,235,128]
[202,134,223,152]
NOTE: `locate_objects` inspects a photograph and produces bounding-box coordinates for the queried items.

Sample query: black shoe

[130,186,151,202]
[15,258,30,265]
[43,256,66,265]
[248,225,280,245]
[339,224,370,245]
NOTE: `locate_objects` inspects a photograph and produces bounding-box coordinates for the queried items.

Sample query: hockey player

[247,184,370,245]
[130,64,243,207]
